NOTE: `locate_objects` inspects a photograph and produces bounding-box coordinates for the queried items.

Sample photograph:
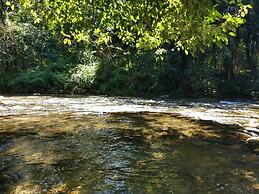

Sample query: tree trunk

[224,37,236,81]
[174,51,191,96]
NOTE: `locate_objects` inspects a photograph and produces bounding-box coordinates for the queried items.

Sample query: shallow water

[0,96,258,193]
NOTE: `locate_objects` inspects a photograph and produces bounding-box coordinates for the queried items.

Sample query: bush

[188,61,217,97]
[6,65,64,93]
[0,21,75,94]
[65,51,100,94]
[0,22,39,72]
[93,50,160,96]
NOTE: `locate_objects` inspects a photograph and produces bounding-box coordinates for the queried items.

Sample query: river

[0,95,258,193]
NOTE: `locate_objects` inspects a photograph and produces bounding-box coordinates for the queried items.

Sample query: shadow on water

[0,112,258,193]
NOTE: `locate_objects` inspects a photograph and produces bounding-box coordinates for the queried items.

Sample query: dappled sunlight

[0,96,258,193]
[12,182,42,194]
[151,152,165,160]
[9,137,72,165]
[0,0,258,192]
[1,96,257,141]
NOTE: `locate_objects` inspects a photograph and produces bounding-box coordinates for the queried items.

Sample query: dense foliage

[8,0,251,54]
[0,0,258,98]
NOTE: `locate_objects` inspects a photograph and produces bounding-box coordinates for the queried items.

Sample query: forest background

[0,0,258,98]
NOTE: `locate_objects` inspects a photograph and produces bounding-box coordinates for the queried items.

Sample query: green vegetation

[0,0,258,98]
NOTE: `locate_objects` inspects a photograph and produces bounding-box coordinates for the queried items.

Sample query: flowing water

[0,95,258,193]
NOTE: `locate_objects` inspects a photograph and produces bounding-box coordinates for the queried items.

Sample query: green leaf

[11,4,15,10]
[64,38,72,45]
[34,18,41,24]
[229,31,236,37]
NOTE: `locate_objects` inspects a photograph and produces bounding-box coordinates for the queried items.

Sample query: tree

[6,0,251,55]
[0,0,6,26]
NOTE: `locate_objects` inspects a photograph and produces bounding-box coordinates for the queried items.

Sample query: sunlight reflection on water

[0,96,258,132]
[0,96,258,193]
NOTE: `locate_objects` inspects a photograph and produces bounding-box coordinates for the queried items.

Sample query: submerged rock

[246,137,259,150]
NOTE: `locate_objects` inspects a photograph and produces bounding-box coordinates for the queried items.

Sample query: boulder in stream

[246,137,259,150]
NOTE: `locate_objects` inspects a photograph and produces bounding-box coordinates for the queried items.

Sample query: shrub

[6,66,64,93]
[65,51,100,94]
[0,22,39,72]
[188,61,218,97]
[0,21,74,94]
